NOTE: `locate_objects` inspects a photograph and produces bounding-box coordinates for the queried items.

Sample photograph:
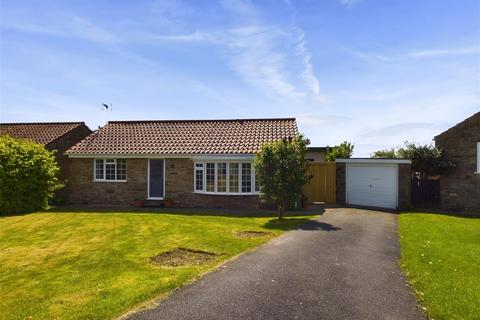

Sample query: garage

[335,159,412,209]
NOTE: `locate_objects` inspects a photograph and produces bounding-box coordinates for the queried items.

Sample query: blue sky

[0,0,479,156]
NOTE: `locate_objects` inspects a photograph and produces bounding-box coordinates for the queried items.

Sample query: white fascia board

[335,158,411,164]
[192,154,255,161]
[67,153,255,160]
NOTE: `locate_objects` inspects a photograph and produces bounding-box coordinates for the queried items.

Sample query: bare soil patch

[233,230,273,238]
[150,248,218,267]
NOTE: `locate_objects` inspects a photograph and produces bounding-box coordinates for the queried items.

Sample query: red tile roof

[66,118,298,155]
[0,122,87,145]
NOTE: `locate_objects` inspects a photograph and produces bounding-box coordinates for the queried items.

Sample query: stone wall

[67,157,260,209]
[435,114,480,213]
[336,163,346,204]
[68,158,148,205]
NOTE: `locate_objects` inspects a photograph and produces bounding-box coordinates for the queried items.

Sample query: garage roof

[335,158,411,164]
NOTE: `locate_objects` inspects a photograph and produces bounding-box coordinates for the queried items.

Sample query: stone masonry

[435,112,480,213]
[67,158,260,209]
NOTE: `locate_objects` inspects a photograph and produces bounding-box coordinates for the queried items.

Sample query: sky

[0,0,479,156]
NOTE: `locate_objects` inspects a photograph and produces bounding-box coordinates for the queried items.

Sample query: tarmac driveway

[127,207,424,320]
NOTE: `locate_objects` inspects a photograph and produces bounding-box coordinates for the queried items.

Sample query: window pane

[195,167,204,191]
[105,163,116,180]
[254,170,260,192]
[206,163,215,192]
[241,163,252,193]
[116,159,127,180]
[95,159,104,180]
[229,163,239,192]
[217,163,227,192]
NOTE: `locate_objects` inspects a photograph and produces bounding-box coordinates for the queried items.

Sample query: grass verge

[399,212,480,320]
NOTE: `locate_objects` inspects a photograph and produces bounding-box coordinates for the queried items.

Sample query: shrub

[0,135,63,214]
[254,135,310,219]
[325,141,354,161]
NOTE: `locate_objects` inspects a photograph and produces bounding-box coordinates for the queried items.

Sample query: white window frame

[93,159,127,182]
[193,161,259,195]
[194,163,204,192]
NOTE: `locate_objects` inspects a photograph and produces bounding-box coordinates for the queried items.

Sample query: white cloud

[348,46,480,62]
[338,0,364,8]
[1,13,120,44]
[407,46,480,58]
[297,115,350,126]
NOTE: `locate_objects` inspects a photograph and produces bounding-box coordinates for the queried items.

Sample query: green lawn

[399,212,480,320]
[0,209,313,320]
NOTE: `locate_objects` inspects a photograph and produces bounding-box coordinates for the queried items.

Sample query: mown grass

[0,210,314,320]
[399,212,480,320]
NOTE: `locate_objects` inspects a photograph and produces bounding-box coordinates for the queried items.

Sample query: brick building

[65,118,297,209]
[434,112,480,213]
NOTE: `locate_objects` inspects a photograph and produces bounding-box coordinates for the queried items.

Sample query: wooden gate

[411,178,440,208]
[303,162,336,203]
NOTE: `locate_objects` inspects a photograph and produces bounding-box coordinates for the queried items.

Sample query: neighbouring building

[0,122,92,199]
[65,118,298,209]
[434,112,480,212]
[306,147,327,162]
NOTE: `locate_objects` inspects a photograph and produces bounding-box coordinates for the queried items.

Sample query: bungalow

[65,118,298,209]
[434,112,480,212]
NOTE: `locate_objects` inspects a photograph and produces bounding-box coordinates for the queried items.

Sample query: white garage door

[346,164,398,209]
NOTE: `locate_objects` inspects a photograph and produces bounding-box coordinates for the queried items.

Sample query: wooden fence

[303,162,336,203]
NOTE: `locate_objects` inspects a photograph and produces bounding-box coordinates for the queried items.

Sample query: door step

[142,200,163,207]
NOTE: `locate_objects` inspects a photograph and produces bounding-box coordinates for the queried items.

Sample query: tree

[371,141,455,178]
[371,148,397,158]
[254,135,310,219]
[398,142,454,178]
[325,141,354,161]
[0,135,63,214]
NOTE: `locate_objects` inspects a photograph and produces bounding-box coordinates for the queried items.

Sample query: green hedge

[0,135,63,214]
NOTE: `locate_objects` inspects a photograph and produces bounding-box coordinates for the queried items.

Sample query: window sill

[93,180,127,183]
[193,191,259,196]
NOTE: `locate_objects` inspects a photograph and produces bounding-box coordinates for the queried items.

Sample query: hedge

[0,135,63,214]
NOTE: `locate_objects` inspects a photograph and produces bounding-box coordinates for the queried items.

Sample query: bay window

[194,163,204,191]
[194,161,259,194]
[229,163,239,192]
[94,159,127,181]
[241,163,252,193]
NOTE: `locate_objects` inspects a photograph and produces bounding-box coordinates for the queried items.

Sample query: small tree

[325,141,354,161]
[0,135,63,214]
[254,135,310,219]
[398,142,455,178]
[371,141,455,178]
[371,148,396,158]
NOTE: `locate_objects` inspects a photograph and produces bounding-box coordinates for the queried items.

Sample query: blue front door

[149,159,164,198]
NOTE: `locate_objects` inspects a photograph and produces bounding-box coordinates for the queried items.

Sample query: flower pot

[302,200,309,210]
[164,200,173,208]
[133,200,143,207]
